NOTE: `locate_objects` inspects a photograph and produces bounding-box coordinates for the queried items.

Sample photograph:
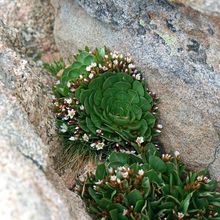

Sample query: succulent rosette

[49,47,160,155]
[75,72,156,145]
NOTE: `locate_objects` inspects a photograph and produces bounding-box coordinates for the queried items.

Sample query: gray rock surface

[0,20,91,220]
[52,0,220,181]
[171,0,220,17]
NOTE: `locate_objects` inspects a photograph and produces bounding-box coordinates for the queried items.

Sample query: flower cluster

[78,145,220,220]
[51,47,159,155]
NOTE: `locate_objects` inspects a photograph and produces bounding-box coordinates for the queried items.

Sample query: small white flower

[110,175,117,181]
[203,176,211,183]
[174,151,180,157]
[96,129,102,134]
[82,133,89,142]
[157,124,163,129]
[56,80,60,85]
[69,136,76,141]
[123,209,128,216]
[102,66,108,71]
[93,185,97,190]
[104,55,108,59]
[68,109,76,119]
[128,63,136,69]
[79,74,83,79]
[116,178,121,184]
[197,176,203,182]
[89,73,94,79]
[108,167,113,174]
[136,136,144,145]
[86,66,91,72]
[155,129,161,133]
[65,98,72,104]
[112,53,118,59]
[126,57,132,63]
[91,62,97,67]
[177,212,184,219]
[60,123,68,133]
[121,171,129,178]
[138,169,144,176]
[90,143,96,148]
[67,81,71,88]
[119,54,124,59]
[113,59,119,65]
[80,105,84,110]
[96,142,105,150]
[135,74,141,80]
[95,180,103,185]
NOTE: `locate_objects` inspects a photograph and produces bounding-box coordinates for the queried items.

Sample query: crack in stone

[17,148,45,173]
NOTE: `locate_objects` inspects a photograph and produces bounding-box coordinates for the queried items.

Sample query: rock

[52,0,220,181]
[170,0,220,17]
[0,20,91,220]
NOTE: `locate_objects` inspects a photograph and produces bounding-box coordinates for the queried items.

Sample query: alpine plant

[77,144,220,220]
[51,47,160,155]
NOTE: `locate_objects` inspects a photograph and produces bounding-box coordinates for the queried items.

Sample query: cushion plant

[77,144,220,220]
[47,47,160,156]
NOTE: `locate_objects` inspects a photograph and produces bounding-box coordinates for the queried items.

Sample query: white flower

[110,175,117,181]
[67,81,71,88]
[123,209,128,216]
[90,143,96,148]
[203,176,211,183]
[89,73,94,79]
[136,136,144,145]
[197,176,203,182]
[79,74,83,79]
[157,124,163,129]
[104,55,108,59]
[68,109,76,119]
[86,66,91,72]
[138,169,144,176]
[155,129,161,133]
[60,123,68,133]
[96,129,102,134]
[65,98,72,104]
[91,62,97,67]
[128,63,135,69]
[116,178,121,184]
[56,80,60,85]
[108,167,113,174]
[69,136,76,141]
[174,151,180,157]
[96,142,105,150]
[126,57,132,63]
[82,133,89,142]
[80,105,84,110]
[121,171,129,178]
[135,74,141,80]
[177,212,184,219]
[95,180,103,185]
[119,54,124,59]
[113,59,118,65]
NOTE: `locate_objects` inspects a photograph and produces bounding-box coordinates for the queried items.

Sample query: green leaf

[133,80,144,96]
[110,209,119,220]
[109,152,129,164]
[96,163,107,180]
[126,189,144,206]
[149,155,167,173]
[181,192,194,214]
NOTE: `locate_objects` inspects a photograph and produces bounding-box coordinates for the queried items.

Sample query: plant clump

[77,144,220,220]
[48,47,160,156]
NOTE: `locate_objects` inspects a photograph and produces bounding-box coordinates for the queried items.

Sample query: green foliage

[78,144,220,220]
[43,59,65,76]
[75,72,156,145]
[50,47,159,155]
